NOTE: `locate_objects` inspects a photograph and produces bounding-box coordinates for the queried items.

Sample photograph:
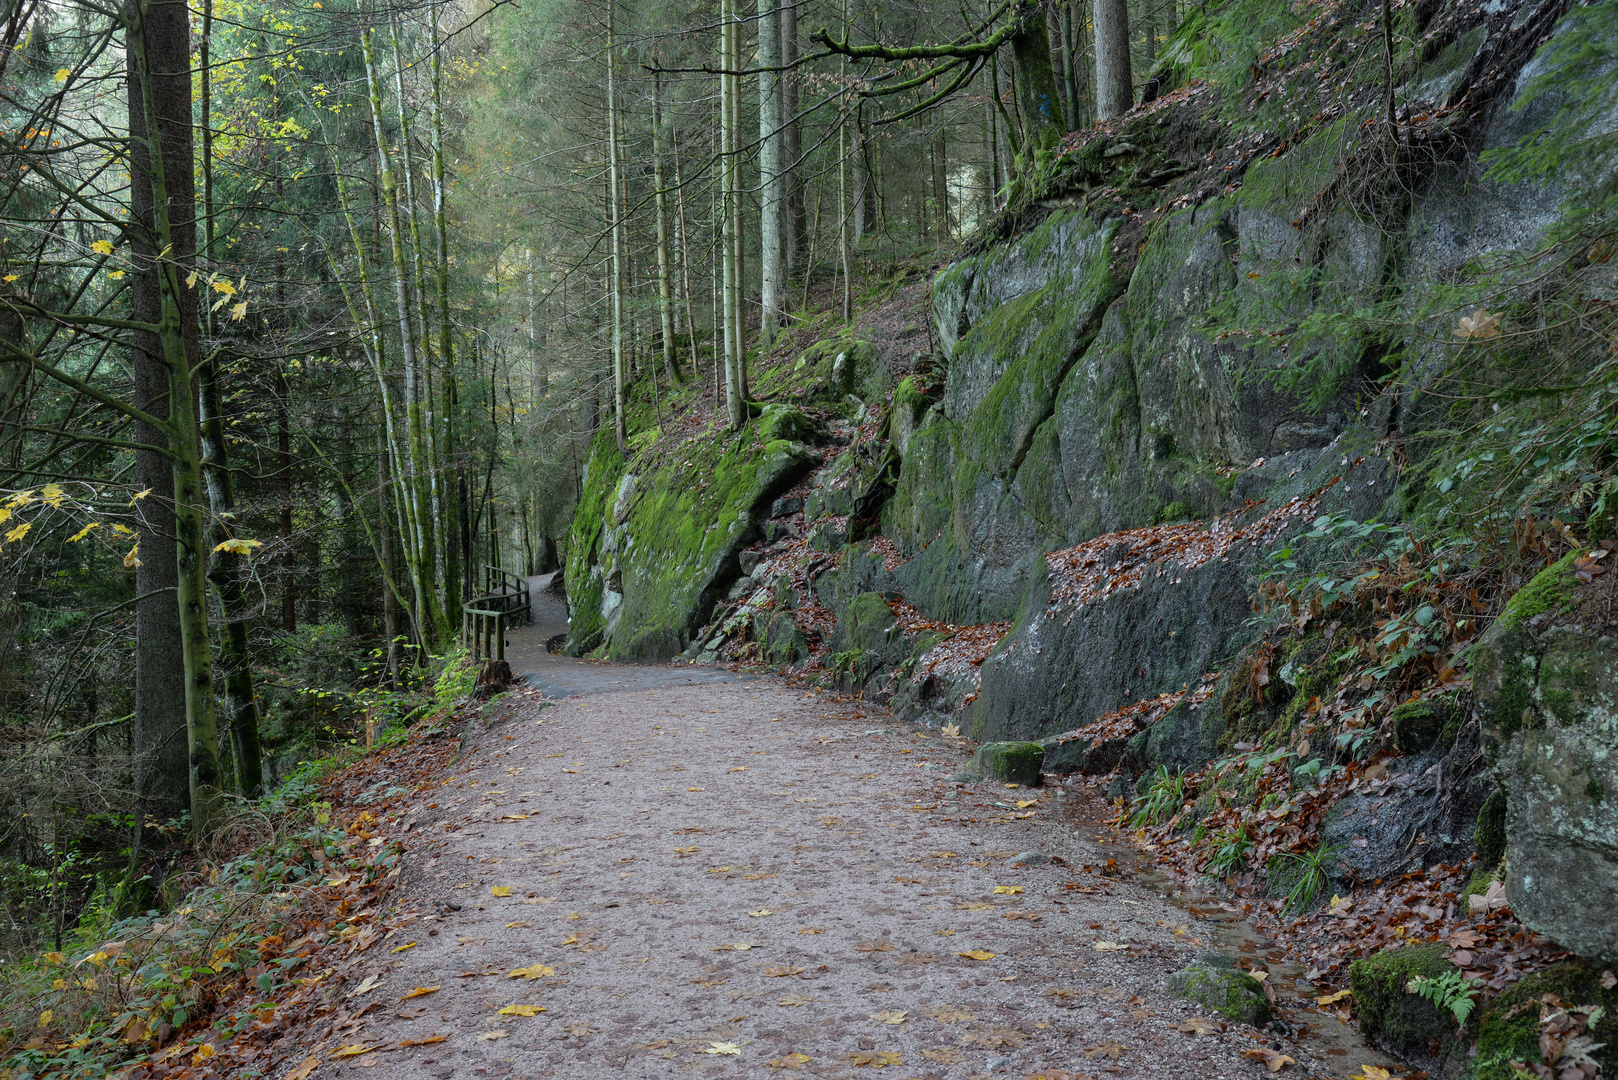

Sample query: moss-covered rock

[1473,789,1506,870]
[757,404,820,445]
[958,741,1045,786]
[1166,958,1272,1026]
[1349,945,1467,1075]
[1473,960,1618,1080]
[1472,606,1618,962]
[1391,700,1445,754]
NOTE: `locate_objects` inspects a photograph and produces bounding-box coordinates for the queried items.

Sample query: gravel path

[301,673,1311,1080]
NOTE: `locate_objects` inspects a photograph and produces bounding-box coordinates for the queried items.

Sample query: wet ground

[293,599,1403,1080]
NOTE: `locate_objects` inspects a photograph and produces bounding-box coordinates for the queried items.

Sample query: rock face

[955,742,1045,786]
[1471,555,1618,963]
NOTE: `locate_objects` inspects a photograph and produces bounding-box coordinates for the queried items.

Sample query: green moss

[1390,700,1443,754]
[1166,962,1272,1026]
[894,375,930,411]
[1474,790,1507,869]
[1474,960,1618,1080]
[1350,945,1463,1065]
[1497,551,1580,630]
[969,742,1045,786]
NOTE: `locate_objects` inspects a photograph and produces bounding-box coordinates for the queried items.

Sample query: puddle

[1056,793,1408,1080]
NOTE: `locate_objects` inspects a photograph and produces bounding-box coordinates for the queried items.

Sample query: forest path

[304,670,1296,1080]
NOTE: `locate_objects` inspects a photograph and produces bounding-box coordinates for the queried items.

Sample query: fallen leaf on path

[505,920,531,928]
[798,926,825,934]
[1015,799,1038,808]
[498,1004,545,1016]
[922,1046,963,1063]
[332,1045,374,1058]
[849,1050,902,1066]
[491,886,512,897]
[714,942,759,951]
[325,875,351,888]
[1357,1068,1393,1080]
[729,766,748,772]
[957,950,995,961]
[777,995,816,1006]
[744,872,777,880]
[763,966,806,977]
[870,1010,908,1024]
[391,942,417,953]
[560,934,580,945]
[286,1058,319,1080]
[687,787,706,792]
[929,1006,975,1022]
[956,902,993,911]
[522,896,559,905]
[456,967,502,978]
[1084,1040,1125,1060]
[347,974,383,997]
[399,986,440,1000]
[477,1030,509,1041]
[747,908,773,917]
[508,964,554,980]
[1176,1018,1220,1035]
[503,813,530,820]
[1092,941,1129,951]
[1244,1048,1296,1072]
[692,976,727,987]
[674,846,699,855]
[854,940,893,953]
[702,1041,742,1055]
[766,1051,813,1070]
[1317,989,1352,1006]
[705,866,732,873]
[398,1035,447,1047]
[993,886,1024,895]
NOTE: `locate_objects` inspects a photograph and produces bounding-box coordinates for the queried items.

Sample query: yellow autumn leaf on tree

[54,68,70,82]
[38,1009,53,1027]
[39,484,63,507]
[230,301,248,321]
[3,274,17,282]
[90,240,113,255]
[123,543,141,568]
[491,886,512,897]
[67,522,100,542]
[497,1004,545,1016]
[6,522,31,544]
[210,279,236,296]
[212,538,262,556]
[128,488,151,506]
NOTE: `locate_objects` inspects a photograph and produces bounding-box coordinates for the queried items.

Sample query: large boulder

[1471,553,1618,962]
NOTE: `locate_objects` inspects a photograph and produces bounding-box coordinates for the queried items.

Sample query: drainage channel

[1054,792,1411,1080]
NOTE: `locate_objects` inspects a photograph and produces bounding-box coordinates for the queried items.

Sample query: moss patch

[1474,960,1618,1080]
[1350,945,1465,1068]
[1497,551,1580,630]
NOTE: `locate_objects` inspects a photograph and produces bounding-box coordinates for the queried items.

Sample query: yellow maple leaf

[992,885,1023,895]
[702,1041,742,1055]
[40,484,63,507]
[399,986,439,999]
[3,274,17,282]
[748,908,773,917]
[128,488,151,506]
[122,543,141,568]
[90,239,113,255]
[508,964,553,980]
[210,278,236,296]
[285,1057,318,1080]
[957,950,995,961]
[498,1003,545,1016]
[54,68,70,82]
[331,1044,372,1057]
[230,301,248,321]
[491,886,511,897]
[1317,989,1353,1006]
[38,1009,53,1027]
[477,1030,509,1041]
[6,522,32,544]
[212,538,262,556]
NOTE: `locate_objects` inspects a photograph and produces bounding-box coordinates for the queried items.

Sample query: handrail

[462,567,531,663]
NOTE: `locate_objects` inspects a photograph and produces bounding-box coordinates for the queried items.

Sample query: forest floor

[245,593,1399,1080]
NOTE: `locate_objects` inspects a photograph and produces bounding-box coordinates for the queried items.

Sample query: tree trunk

[1008,0,1065,151]
[1094,0,1134,120]
[606,2,628,451]
[652,73,679,383]
[757,0,784,344]
[781,0,805,279]
[125,0,223,839]
[720,0,744,428]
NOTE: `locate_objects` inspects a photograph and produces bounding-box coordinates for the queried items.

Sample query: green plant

[1203,830,1253,881]
[1407,968,1482,1027]
[1274,844,1340,914]
[1128,767,1188,828]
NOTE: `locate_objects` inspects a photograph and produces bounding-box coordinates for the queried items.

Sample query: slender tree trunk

[430,3,460,609]
[931,129,950,241]
[673,138,701,378]
[781,0,804,279]
[1008,0,1064,152]
[757,0,784,345]
[652,72,678,384]
[606,1,628,451]
[1094,0,1134,120]
[720,0,743,428]
[839,0,853,323]
[1061,2,1080,128]
[125,0,223,839]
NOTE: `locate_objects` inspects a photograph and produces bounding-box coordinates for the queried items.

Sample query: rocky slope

[559,0,1618,1074]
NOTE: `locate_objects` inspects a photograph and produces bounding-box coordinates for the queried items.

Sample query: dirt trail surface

[279,655,1343,1080]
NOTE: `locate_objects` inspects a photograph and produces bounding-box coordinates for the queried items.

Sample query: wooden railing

[461,566,530,662]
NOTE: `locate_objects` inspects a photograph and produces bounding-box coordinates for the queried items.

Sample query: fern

[1407,970,1482,1027]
